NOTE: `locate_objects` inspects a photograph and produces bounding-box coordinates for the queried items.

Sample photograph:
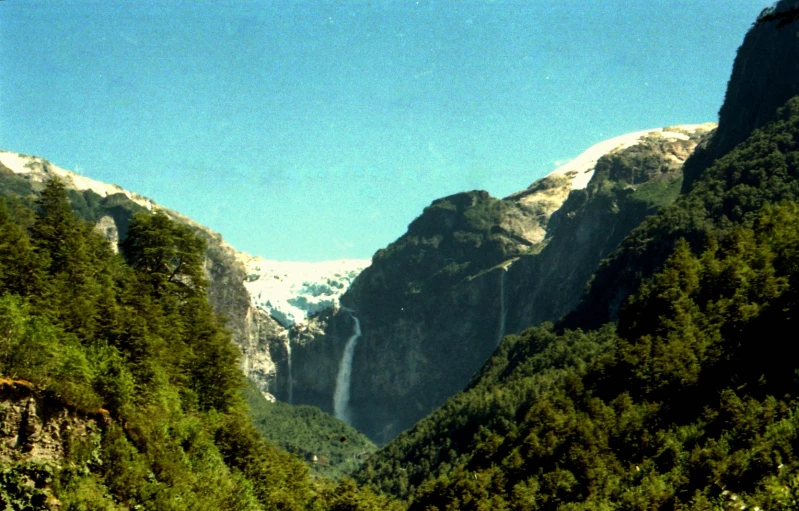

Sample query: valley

[2,1,799,509]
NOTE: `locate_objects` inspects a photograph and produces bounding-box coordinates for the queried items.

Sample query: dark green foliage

[65,189,149,242]
[0,462,58,510]
[312,478,406,511]
[625,173,683,208]
[360,203,799,510]
[0,201,44,297]
[122,211,208,300]
[245,382,377,479]
[0,168,34,200]
[356,325,616,501]
[0,181,401,510]
[509,137,692,333]
[578,128,705,212]
[571,95,799,330]
[703,0,799,184]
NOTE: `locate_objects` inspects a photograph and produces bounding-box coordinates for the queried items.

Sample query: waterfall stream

[333,313,361,424]
[286,337,293,404]
[497,266,509,347]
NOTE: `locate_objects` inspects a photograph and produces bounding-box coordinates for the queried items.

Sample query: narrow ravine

[333,313,361,424]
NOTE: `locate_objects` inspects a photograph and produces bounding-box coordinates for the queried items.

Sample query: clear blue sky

[0,1,773,261]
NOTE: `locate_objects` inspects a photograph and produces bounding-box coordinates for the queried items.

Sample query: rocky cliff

[0,379,107,466]
[506,125,715,332]
[0,123,715,445]
[242,258,370,403]
[0,378,110,509]
[0,152,376,406]
[682,0,799,192]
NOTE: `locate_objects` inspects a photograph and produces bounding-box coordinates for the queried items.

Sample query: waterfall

[333,313,361,424]
[285,336,293,404]
[496,266,509,347]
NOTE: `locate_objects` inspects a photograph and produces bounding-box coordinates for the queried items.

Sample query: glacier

[242,257,371,328]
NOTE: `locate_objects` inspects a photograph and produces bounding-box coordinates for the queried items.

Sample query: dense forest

[355,97,799,509]
[4,3,799,509]
[245,382,378,480]
[0,181,399,510]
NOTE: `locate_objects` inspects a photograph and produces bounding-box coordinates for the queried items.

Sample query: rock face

[0,379,112,509]
[506,125,715,332]
[0,151,372,403]
[286,125,715,443]
[716,0,799,154]
[0,379,106,466]
[94,215,120,253]
[568,5,799,330]
[682,0,799,192]
[241,259,370,403]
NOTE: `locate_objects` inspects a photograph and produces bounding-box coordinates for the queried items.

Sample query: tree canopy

[0,179,399,511]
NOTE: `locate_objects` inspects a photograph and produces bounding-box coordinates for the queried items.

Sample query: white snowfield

[547,123,717,190]
[242,257,371,328]
[0,151,158,211]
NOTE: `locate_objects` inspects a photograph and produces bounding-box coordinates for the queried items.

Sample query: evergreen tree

[121,211,207,301]
[0,199,43,296]
[28,179,116,341]
[1,185,403,510]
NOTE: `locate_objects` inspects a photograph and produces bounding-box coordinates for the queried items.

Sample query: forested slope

[573,0,799,327]
[0,181,399,510]
[245,382,378,480]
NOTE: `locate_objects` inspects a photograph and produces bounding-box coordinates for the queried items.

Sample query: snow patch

[0,151,157,210]
[547,124,716,191]
[242,257,370,327]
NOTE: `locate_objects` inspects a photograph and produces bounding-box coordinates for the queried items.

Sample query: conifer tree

[121,211,207,301]
[29,179,113,340]
[0,199,43,296]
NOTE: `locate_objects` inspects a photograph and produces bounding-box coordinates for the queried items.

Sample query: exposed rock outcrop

[0,379,107,467]
[507,126,715,331]
[682,0,799,192]
[93,215,120,253]
[569,6,799,330]
[0,123,717,445]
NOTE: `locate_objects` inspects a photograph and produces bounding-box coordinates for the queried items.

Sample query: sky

[0,1,775,261]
